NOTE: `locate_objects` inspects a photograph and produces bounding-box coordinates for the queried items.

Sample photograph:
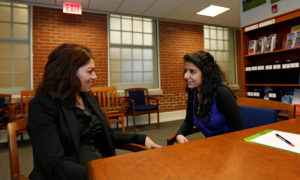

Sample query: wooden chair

[0,94,12,130]
[124,88,159,132]
[9,90,35,139]
[91,86,125,132]
[7,118,30,180]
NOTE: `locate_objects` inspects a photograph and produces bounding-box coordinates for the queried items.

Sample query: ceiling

[13,0,241,28]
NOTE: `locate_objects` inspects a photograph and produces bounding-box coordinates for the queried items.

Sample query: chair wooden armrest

[167,127,198,146]
[148,96,159,105]
[125,97,135,110]
[8,104,21,121]
[167,134,177,146]
[119,97,126,106]
[116,143,149,152]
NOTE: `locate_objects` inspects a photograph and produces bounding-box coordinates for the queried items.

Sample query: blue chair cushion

[129,104,157,111]
[129,90,145,105]
[239,105,278,129]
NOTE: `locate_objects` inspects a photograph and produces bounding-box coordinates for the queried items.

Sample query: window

[204,25,236,85]
[109,14,158,90]
[0,2,31,94]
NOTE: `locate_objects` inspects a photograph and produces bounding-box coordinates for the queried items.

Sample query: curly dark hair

[36,43,94,107]
[184,50,225,119]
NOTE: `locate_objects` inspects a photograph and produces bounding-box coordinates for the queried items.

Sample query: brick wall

[32,7,204,113]
[33,7,241,113]
[158,21,204,112]
[33,7,108,88]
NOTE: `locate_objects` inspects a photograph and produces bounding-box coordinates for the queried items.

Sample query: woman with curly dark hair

[27,43,161,180]
[175,50,243,144]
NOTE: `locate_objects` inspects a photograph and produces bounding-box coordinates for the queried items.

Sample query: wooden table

[87,119,300,180]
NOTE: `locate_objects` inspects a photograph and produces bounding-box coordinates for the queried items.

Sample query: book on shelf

[248,40,256,55]
[264,36,273,52]
[294,31,300,47]
[256,36,267,53]
[291,24,300,33]
[270,34,277,51]
[285,32,295,49]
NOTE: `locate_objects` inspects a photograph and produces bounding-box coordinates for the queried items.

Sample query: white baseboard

[112,109,186,128]
[0,130,30,143]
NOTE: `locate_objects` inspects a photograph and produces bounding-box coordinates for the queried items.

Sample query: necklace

[197,103,201,115]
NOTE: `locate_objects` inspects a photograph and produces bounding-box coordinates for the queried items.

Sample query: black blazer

[27,94,146,180]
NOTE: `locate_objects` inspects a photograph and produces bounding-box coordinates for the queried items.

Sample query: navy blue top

[192,91,229,137]
[177,86,243,138]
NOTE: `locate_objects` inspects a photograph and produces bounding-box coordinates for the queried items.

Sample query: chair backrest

[20,90,35,115]
[124,88,149,105]
[7,118,29,180]
[239,105,278,129]
[237,97,295,119]
[91,86,120,107]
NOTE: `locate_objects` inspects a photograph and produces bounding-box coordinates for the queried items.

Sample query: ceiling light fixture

[196,5,230,17]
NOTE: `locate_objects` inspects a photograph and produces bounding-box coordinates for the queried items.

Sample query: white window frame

[0,2,32,94]
[108,14,159,90]
[204,25,237,85]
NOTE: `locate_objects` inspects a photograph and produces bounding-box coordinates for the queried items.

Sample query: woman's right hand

[176,134,189,144]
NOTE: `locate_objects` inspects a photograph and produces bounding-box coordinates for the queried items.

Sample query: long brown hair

[184,50,226,119]
[36,43,94,107]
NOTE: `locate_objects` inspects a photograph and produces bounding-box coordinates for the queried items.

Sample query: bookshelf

[242,8,300,99]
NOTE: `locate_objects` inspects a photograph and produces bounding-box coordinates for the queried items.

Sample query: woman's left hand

[145,136,162,149]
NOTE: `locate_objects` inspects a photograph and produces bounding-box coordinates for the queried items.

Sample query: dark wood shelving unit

[242,8,300,97]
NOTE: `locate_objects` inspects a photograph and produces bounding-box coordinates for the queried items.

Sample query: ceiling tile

[88,0,123,11]
[117,0,156,15]
[166,1,209,20]
[204,9,240,27]
[143,0,186,18]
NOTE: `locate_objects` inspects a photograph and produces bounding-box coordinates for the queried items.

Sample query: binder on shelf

[272,62,282,84]
[251,66,258,84]
[245,66,252,84]
[265,64,273,84]
[247,87,264,99]
[281,61,292,84]
[244,129,300,154]
[268,89,282,102]
[256,65,265,84]
[289,61,300,84]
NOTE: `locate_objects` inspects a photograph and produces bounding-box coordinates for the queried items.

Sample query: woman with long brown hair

[27,44,161,180]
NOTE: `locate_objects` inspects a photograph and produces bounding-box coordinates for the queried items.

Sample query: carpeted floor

[0,119,204,180]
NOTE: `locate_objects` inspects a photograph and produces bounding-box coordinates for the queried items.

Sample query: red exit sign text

[63,2,82,15]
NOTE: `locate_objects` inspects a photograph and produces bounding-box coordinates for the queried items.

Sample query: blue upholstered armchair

[237,97,295,129]
[239,106,278,129]
[124,88,159,132]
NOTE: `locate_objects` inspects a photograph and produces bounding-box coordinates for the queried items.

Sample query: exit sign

[63,2,82,15]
